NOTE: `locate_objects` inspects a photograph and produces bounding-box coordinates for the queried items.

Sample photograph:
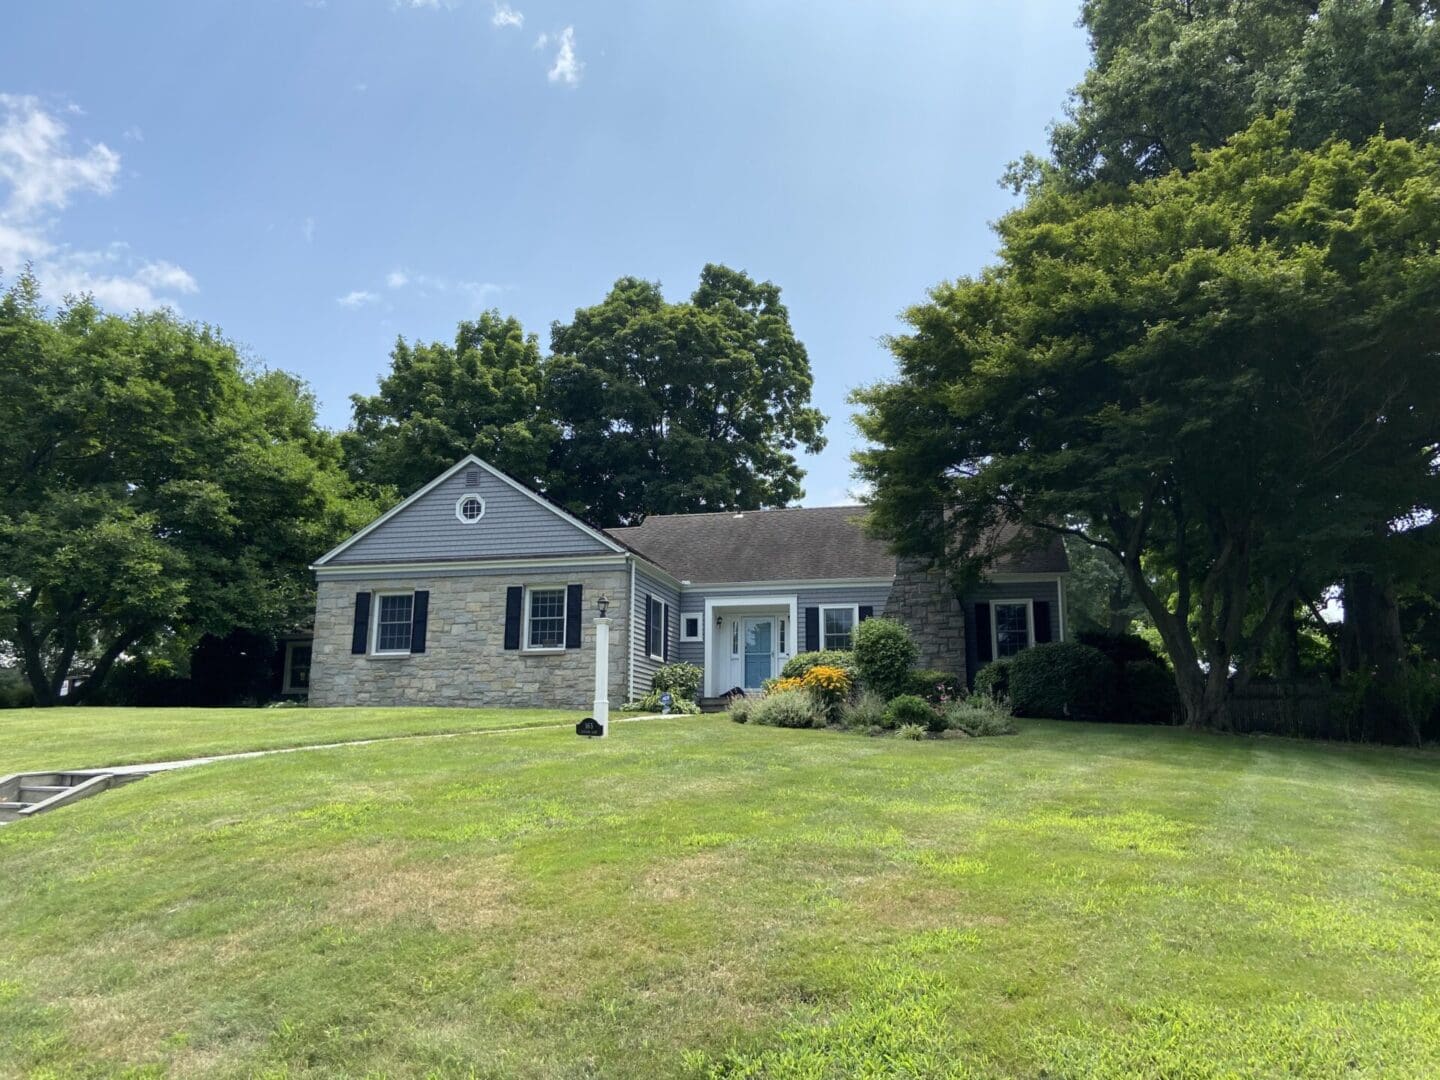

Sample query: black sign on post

[575,717,605,738]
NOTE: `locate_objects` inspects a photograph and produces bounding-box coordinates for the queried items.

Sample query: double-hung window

[526,587,567,650]
[821,605,858,650]
[374,593,415,654]
[283,641,313,692]
[992,601,1032,659]
[648,596,668,659]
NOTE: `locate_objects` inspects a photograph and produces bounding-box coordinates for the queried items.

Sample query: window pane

[823,608,854,650]
[684,616,699,639]
[995,603,1030,658]
[288,645,312,689]
[528,588,566,648]
[649,598,664,655]
[377,594,413,652]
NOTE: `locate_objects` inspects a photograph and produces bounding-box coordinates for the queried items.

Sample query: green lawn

[1,714,1438,1078]
[0,706,581,773]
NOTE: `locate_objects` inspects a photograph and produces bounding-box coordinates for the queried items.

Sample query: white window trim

[371,591,415,657]
[454,493,486,524]
[282,640,313,693]
[819,603,860,651]
[647,596,669,661]
[523,584,569,653]
[990,598,1034,660]
[680,612,703,643]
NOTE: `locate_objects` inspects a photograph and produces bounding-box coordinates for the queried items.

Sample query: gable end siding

[331,468,614,566]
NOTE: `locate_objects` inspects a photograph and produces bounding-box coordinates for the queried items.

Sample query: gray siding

[330,467,614,566]
[963,578,1063,681]
[631,568,681,699]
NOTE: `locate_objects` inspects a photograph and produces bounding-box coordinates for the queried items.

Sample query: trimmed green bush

[882,693,935,731]
[973,659,1012,701]
[750,689,825,729]
[853,617,918,699]
[1008,642,1115,720]
[908,668,964,704]
[652,662,703,701]
[942,696,1017,737]
[780,650,856,680]
[620,689,701,714]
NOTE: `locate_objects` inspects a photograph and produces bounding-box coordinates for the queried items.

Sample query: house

[307,455,1069,709]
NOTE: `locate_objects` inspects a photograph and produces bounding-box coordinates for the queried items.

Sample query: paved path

[70,714,667,778]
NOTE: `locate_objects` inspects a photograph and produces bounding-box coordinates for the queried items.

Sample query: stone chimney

[884,555,967,676]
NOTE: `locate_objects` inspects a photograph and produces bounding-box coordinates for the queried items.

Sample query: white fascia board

[313,554,628,578]
[680,576,893,593]
[628,553,682,588]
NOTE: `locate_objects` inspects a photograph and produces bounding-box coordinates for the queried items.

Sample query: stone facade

[884,556,967,676]
[309,568,629,710]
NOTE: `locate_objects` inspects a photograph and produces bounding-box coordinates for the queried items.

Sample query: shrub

[895,723,927,740]
[853,617,918,699]
[768,676,805,694]
[1076,630,1167,668]
[652,662,703,701]
[620,689,701,714]
[883,693,936,731]
[973,659,1012,701]
[800,664,852,722]
[0,672,35,709]
[1008,642,1116,720]
[942,696,1017,737]
[781,650,856,680]
[728,696,755,724]
[750,688,825,729]
[908,668,964,704]
[839,688,888,730]
[1121,660,1180,725]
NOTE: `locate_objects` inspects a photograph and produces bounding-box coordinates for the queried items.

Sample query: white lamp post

[592,591,611,736]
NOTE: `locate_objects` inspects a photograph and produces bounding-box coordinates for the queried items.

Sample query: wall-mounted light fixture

[596,592,610,618]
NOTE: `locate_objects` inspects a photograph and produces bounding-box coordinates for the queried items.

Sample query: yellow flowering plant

[800,664,852,721]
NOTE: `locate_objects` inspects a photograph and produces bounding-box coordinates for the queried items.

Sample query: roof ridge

[612,504,867,528]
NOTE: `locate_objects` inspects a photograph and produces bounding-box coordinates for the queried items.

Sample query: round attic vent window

[455,493,486,523]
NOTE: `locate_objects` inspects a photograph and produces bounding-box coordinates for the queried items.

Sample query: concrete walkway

[69,714,667,778]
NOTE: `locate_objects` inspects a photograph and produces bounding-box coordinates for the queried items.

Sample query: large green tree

[0,273,373,705]
[542,265,827,525]
[854,119,1440,731]
[343,312,553,497]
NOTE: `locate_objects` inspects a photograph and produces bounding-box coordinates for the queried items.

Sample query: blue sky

[2,1,1089,506]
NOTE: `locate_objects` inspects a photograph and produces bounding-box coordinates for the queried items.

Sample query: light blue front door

[743,618,775,689]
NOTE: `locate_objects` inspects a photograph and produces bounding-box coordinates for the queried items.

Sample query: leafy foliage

[852,617,918,700]
[1009,643,1116,721]
[780,650,855,680]
[973,659,1012,702]
[907,668,964,704]
[882,694,936,732]
[651,662,703,701]
[894,723,927,741]
[800,664,852,723]
[941,696,1017,737]
[839,688,887,731]
[0,275,375,705]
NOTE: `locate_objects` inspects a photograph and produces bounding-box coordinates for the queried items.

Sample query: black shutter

[410,590,429,654]
[974,602,992,663]
[804,607,820,653]
[504,586,523,650]
[858,605,874,622]
[663,605,670,662]
[1032,600,1052,644]
[351,592,371,654]
[644,594,653,656]
[565,584,583,649]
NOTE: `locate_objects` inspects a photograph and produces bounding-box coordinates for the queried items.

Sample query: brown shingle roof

[607,507,1068,583]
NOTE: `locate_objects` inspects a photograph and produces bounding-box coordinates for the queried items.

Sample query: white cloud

[385,268,409,288]
[337,289,380,308]
[0,94,196,310]
[302,216,316,243]
[122,126,144,142]
[547,26,582,85]
[492,3,523,29]
[459,280,502,304]
[534,32,548,49]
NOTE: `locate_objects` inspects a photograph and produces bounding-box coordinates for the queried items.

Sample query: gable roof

[313,455,626,567]
[609,507,1070,583]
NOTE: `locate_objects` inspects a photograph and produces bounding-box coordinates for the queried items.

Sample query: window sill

[367,652,412,660]
[522,647,567,655]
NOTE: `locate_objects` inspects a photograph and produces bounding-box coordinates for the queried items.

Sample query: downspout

[628,558,636,702]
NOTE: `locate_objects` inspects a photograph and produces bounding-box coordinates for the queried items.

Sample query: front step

[700,696,735,714]
[19,784,68,803]
[0,770,143,823]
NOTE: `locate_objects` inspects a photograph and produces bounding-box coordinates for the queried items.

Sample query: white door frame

[702,594,798,697]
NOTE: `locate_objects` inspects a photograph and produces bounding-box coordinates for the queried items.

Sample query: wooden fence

[1224,681,1343,739]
